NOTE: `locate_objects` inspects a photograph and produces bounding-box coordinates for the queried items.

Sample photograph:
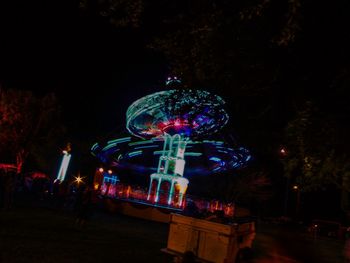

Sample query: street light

[292,184,301,219]
[280,147,287,157]
[74,175,85,185]
[280,146,289,216]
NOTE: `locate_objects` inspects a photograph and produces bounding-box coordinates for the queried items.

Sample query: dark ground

[0,195,346,263]
[0,205,172,263]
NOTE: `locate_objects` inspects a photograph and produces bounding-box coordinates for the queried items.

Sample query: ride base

[163,213,255,263]
[103,197,182,223]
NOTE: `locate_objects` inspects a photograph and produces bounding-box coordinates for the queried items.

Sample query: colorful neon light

[126,89,229,139]
[93,137,251,175]
[56,151,71,182]
[92,87,251,211]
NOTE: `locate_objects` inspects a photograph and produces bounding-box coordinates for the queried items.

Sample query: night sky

[1,1,350,143]
[1,1,350,154]
[0,1,170,141]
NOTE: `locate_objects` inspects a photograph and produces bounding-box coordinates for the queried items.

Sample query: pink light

[174,119,181,126]
[158,121,169,128]
[280,147,287,156]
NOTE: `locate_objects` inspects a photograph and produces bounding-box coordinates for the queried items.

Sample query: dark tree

[0,87,65,174]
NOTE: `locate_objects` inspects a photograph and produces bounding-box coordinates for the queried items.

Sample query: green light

[184,152,202,157]
[129,140,153,146]
[107,137,131,144]
[102,143,118,151]
[128,150,142,157]
[126,89,229,139]
[91,143,99,151]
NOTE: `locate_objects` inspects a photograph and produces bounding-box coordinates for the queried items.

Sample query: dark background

[1,0,350,221]
[0,1,170,140]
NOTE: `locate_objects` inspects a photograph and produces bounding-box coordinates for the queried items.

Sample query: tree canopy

[79,0,350,198]
[0,88,65,174]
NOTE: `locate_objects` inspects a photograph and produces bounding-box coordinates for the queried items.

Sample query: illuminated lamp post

[74,174,84,186]
[56,143,72,183]
[293,184,301,218]
[280,146,290,216]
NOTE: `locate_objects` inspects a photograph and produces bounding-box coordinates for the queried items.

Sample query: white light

[174,159,185,176]
[56,153,71,182]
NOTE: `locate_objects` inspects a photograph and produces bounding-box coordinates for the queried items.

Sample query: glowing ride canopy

[126,89,229,139]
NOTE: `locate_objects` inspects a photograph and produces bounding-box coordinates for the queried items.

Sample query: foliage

[79,0,350,202]
[284,100,350,192]
[193,168,272,205]
[0,88,65,174]
[223,169,272,204]
[79,0,302,88]
[79,0,143,27]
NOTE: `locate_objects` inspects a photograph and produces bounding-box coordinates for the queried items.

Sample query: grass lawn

[0,206,173,263]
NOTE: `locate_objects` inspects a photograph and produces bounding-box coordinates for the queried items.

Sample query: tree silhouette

[0,87,65,174]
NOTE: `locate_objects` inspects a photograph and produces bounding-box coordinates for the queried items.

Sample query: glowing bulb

[108,169,113,174]
[99,168,104,173]
[280,147,287,155]
[74,175,84,184]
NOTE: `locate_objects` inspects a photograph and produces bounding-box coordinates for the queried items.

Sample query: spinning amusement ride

[92,79,251,210]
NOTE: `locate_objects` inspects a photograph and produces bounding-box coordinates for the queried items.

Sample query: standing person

[75,186,92,229]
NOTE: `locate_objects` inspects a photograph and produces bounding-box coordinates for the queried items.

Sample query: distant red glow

[31,172,48,179]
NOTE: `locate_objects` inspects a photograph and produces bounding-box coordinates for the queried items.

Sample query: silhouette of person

[75,186,92,229]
